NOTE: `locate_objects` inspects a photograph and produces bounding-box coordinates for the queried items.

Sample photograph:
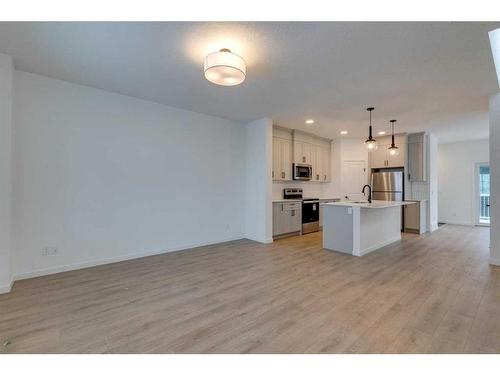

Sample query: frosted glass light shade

[365,139,378,152]
[388,146,400,156]
[204,49,246,86]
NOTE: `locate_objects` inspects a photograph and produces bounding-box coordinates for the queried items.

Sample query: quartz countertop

[272,199,302,203]
[323,200,416,209]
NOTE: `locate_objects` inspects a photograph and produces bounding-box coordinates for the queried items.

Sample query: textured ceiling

[0,22,498,142]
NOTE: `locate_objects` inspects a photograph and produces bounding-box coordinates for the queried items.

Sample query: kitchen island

[322,200,416,256]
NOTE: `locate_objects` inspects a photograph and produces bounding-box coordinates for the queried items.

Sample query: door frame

[474,162,490,227]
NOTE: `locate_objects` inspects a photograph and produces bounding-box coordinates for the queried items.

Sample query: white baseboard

[489,257,500,266]
[13,235,244,282]
[430,222,439,232]
[438,220,474,227]
[243,235,273,244]
[0,279,14,294]
[357,236,402,256]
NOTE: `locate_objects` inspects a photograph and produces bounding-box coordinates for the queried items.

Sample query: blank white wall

[0,54,13,292]
[490,93,500,265]
[244,118,273,243]
[12,71,246,279]
[438,139,489,226]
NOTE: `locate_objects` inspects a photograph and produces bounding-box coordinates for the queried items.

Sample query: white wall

[438,139,489,226]
[245,118,273,243]
[490,93,500,266]
[0,54,13,292]
[11,71,247,280]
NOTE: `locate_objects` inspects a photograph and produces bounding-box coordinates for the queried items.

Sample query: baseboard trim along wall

[0,279,14,294]
[438,220,475,227]
[13,236,244,282]
[490,257,500,266]
[4,234,276,294]
[357,236,402,257]
[244,236,273,244]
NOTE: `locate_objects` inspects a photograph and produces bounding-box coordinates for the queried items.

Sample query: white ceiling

[0,22,498,142]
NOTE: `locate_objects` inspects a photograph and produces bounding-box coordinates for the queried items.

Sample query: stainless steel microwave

[293,163,313,180]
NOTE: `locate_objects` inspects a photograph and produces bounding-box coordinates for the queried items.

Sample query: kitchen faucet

[362,184,372,203]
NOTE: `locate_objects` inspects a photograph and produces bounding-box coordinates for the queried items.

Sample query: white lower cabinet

[404,200,427,234]
[273,202,302,237]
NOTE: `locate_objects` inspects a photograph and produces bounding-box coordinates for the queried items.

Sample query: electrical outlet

[42,247,58,256]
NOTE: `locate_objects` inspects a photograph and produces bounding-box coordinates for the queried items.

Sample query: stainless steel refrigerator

[371,171,404,201]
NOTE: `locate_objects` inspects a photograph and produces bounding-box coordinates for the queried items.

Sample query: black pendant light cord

[390,119,396,147]
[367,107,375,141]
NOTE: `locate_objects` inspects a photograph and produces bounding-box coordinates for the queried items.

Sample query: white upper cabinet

[369,134,407,169]
[293,140,312,164]
[322,144,331,182]
[408,132,427,182]
[312,145,323,181]
[272,136,293,181]
[273,127,332,183]
[370,145,388,169]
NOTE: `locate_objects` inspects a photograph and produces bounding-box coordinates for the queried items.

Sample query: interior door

[342,160,368,200]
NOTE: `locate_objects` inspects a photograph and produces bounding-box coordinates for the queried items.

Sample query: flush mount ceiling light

[388,119,400,156]
[204,48,246,86]
[364,107,378,152]
[378,131,386,135]
[305,119,315,124]
[340,130,348,135]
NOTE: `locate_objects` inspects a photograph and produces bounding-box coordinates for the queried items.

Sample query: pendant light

[388,119,400,156]
[364,107,378,152]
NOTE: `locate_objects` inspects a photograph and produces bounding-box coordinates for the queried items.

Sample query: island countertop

[323,200,416,209]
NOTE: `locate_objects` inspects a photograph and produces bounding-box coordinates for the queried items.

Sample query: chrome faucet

[362,184,372,203]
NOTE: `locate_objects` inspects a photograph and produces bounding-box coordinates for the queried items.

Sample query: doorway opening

[476,163,490,226]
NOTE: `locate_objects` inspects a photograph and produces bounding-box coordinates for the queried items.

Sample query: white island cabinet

[322,200,416,256]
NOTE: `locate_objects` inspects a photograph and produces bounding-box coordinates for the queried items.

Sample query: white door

[342,160,368,200]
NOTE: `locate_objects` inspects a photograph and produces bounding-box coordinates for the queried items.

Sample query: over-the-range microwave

[293,163,313,181]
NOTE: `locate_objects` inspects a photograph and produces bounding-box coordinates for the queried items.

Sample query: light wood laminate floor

[1,225,499,353]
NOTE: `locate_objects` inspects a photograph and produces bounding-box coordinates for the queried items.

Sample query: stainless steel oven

[293,163,313,181]
[302,199,320,234]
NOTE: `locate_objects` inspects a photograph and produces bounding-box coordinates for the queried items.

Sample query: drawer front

[283,202,301,211]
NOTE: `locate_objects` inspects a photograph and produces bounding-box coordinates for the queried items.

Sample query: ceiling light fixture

[378,131,386,135]
[364,107,378,152]
[204,48,246,86]
[340,130,348,135]
[305,119,315,124]
[388,119,400,156]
